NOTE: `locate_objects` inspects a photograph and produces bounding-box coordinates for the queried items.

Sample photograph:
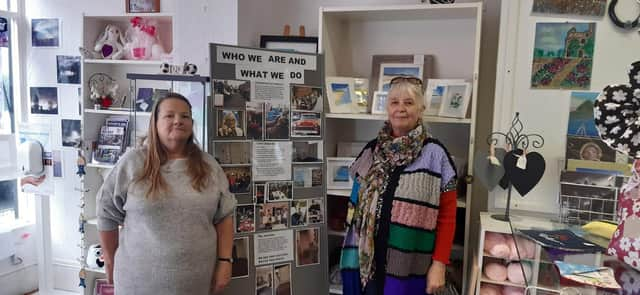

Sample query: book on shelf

[93,116,130,164]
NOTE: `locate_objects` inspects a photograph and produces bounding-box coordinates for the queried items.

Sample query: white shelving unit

[320,3,482,294]
[79,13,174,295]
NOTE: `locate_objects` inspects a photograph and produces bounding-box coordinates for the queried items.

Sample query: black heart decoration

[502,149,546,196]
[473,148,507,190]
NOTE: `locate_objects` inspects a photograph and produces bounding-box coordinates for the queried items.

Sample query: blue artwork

[331,83,351,105]
[31,18,60,47]
[333,165,350,182]
[567,92,599,138]
[381,65,422,91]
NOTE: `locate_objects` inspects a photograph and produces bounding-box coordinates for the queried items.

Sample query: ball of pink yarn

[502,286,525,295]
[484,262,508,282]
[479,283,502,295]
[484,232,511,258]
[507,262,531,284]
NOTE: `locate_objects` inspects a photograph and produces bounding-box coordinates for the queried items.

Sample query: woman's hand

[426,260,446,294]
[211,262,232,294]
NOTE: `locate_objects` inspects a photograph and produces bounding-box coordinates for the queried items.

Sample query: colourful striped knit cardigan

[340,138,458,295]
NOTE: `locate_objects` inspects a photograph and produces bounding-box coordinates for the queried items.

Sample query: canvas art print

[32,18,60,47]
[61,119,81,147]
[56,56,80,84]
[567,92,600,138]
[531,23,595,90]
[30,87,58,115]
[532,0,606,17]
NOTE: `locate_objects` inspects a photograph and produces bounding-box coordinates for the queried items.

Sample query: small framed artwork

[30,87,58,115]
[217,110,246,138]
[231,237,250,279]
[371,91,388,115]
[56,55,80,84]
[378,63,423,92]
[61,119,81,147]
[326,157,355,190]
[266,181,293,202]
[424,79,465,116]
[235,204,255,234]
[126,0,161,13]
[296,228,320,267]
[31,18,60,47]
[438,82,472,118]
[370,54,434,99]
[291,111,321,137]
[325,77,356,114]
[260,35,318,54]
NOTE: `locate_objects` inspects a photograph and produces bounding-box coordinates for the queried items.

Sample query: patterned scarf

[353,120,427,287]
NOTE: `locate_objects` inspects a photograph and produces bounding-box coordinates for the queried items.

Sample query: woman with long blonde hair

[97,93,237,295]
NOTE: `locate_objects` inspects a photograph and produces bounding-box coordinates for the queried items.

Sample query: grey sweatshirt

[96,148,237,294]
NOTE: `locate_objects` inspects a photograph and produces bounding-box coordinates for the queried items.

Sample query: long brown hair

[136,93,211,200]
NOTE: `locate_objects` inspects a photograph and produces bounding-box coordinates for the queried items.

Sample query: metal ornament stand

[487,112,544,221]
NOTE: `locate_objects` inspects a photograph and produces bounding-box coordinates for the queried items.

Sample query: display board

[210,43,327,295]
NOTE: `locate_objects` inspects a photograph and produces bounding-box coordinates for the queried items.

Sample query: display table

[507,214,639,295]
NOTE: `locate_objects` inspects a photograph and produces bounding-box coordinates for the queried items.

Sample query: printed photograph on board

[235,204,255,234]
[232,237,250,279]
[247,101,264,140]
[217,110,245,138]
[265,103,290,140]
[266,181,293,202]
[222,166,252,194]
[291,85,322,112]
[214,141,251,165]
[255,265,273,295]
[213,79,251,108]
[256,202,289,231]
[296,228,320,267]
[290,199,308,227]
[291,111,321,137]
[274,263,292,295]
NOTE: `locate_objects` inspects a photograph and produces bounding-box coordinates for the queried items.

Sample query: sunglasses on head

[389,76,423,87]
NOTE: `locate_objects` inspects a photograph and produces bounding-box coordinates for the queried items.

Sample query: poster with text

[252,141,292,181]
[254,229,294,266]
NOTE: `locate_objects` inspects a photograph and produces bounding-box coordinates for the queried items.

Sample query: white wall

[491,0,640,214]
[5,0,237,292]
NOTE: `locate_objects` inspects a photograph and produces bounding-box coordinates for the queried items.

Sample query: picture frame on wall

[437,82,471,118]
[126,0,161,13]
[424,79,465,116]
[326,157,355,190]
[371,91,388,115]
[325,77,356,114]
[378,63,423,92]
[369,54,433,99]
[260,35,318,54]
[31,18,60,47]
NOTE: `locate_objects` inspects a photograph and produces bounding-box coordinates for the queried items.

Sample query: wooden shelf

[327,189,350,197]
[325,113,472,124]
[86,163,115,169]
[83,59,164,66]
[328,230,346,237]
[480,275,525,288]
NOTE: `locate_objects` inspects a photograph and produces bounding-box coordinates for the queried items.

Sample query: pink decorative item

[484,232,511,258]
[479,283,502,295]
[607,161,640,271]
[484,262,508,282]
[506,262,531,284]
[124,16,167,60]
[505,235,536,260]
[502,286,525,295]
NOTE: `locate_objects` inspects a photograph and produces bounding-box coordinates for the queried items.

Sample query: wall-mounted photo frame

[325,77,356,114]
[424,79,465,116]
[259,35,318,54]
[437,82,472,118]
[126,0,160,13]
[378,63,423,92]
[31,18,60,48]
[326,157,355,190]
[371,91,388,115]
[370,54,434,102]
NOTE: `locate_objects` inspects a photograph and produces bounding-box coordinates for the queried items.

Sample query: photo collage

[211,63,325,291]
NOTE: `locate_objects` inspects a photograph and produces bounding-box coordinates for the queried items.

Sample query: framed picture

[260,35,318,54]
[126,0,160,13]
[30,87,58,115]
[326,157,355,190]
[231,237,250,279]
[61,119,81,147]
[217,109,246,138]
[31,18,60,47]
[424,79,465,116]
[370,54,434,100]
[325,77,356,114]
[378,63,423,92]
[437,82,471,118]
[371,91,388,115]
[56,55,80,84]
[291,111,321,137]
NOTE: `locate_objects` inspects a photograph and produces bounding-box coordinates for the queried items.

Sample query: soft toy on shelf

[78,24,126,60]
[124,16,168,60]
[483,262,508,282]
[506,262,532,284]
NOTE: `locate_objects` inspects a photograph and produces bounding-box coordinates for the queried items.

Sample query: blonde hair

[387,79,425,110]
[135,93,212,200]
